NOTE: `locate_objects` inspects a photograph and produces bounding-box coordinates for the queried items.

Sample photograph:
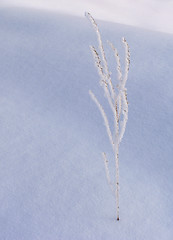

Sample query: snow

[2,0,173,34]
[0,7,173,239]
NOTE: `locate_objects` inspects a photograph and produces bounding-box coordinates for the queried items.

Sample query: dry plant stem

[102,152,114,193]
[107,41,123,83]
[122,38,130,88]
[86,12,116,101]
[119,91,128,143]
[115,147,119,221]
[86,12,130,221]
[89,90,114,147]
[90,46,115,114]
[115,101,120,221]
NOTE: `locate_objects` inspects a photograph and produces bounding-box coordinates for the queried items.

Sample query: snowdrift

[0,7,173,240]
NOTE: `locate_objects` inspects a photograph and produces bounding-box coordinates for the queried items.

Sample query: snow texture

[0,7,173,240]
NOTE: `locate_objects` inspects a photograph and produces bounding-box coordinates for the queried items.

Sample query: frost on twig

[86,12,130,221]
[85,12,115,101]
[89,90,114,148]
[107,40,122,83]
[90,45,115,114]
[102,152,114,193]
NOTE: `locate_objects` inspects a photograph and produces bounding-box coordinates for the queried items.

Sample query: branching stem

[86,12,130,221]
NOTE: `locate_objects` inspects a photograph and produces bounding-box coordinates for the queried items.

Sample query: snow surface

[2,0,173,34]
[0,7,173,240]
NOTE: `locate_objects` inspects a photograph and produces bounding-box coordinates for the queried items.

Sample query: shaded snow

[0,7,173,240]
